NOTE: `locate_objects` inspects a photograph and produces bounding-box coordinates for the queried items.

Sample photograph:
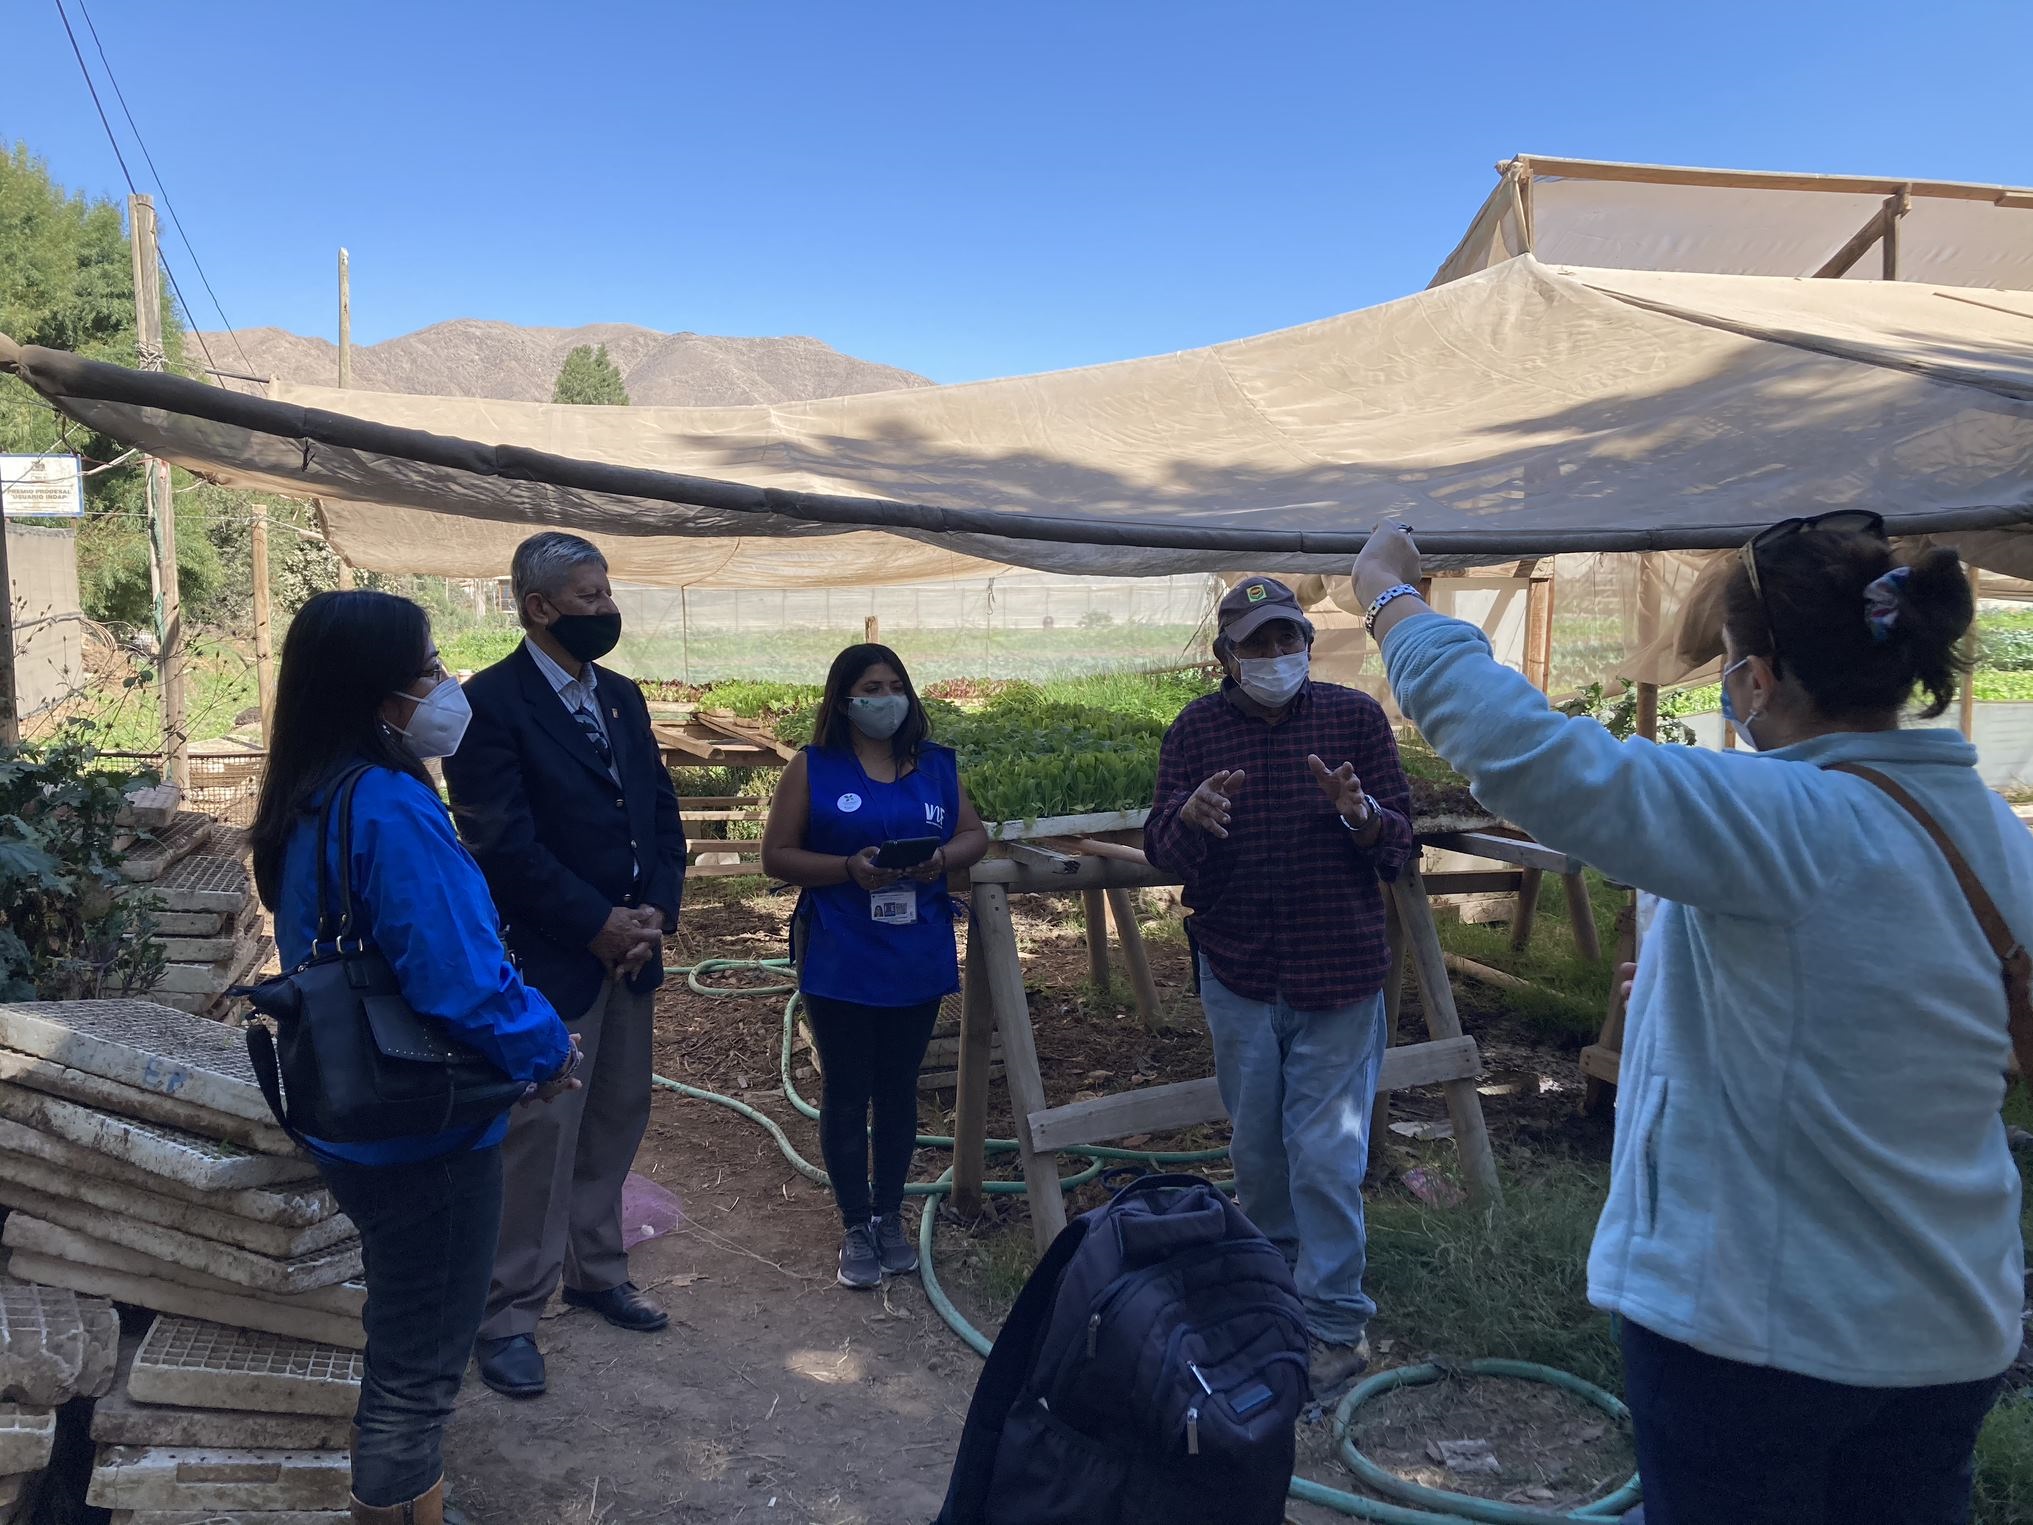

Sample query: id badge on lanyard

[871,886,917,925]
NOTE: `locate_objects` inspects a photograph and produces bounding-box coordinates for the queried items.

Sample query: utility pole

[130,194,188,790]
[338,247,352,388]
[251,504,275,741]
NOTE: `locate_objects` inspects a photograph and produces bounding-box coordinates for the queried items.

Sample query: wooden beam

[1522,573,1555,693]
[1812,205,1892,280]
[1368,895,1408,1157]
[1510,155,2032,205]
[1444,953,1531,991]
[1391,870,1503,1206]
[1027,1036,1482,1153]
[1423,831,1581,875]
[985,808,1150,841]
[1961,562,1982,740]
[1006,842,1080,875]
[1509,866,1545,951]
[864,614,879,644]
[1081,887,1110,991]
[129,194,187,793]
[1104,887,1162,1028]
[1561,870,1603,962]
[970,882,1068,1248]
[950,930,993,1218]
[250,506,274,741]
[969,855,1179,892]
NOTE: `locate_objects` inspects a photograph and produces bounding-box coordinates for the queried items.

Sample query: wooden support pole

[1081,887,1110,991]
[1104,887,1162,1027]
[1390,870,1503,1207]
[950,929,994,1218]
[337,248,352,388]
[250,505,275,741]
[1633,554,1662,742]
[335,560,355,591]
[1509,866,1545,952]
[864,614,879,644]
[970,882,1068,1249]
[1562,871,1603,962]
[1368,895,1408,1164]
[129,195,187,791]
[1960,562,1982,740]
[1522,569,1554,694]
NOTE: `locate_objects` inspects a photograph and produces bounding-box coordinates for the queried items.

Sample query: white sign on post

[0,454,86,518]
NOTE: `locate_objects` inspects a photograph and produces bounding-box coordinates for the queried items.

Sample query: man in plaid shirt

[1144,576,1414,1399]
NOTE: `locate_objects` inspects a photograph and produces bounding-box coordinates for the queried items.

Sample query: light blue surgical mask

[1719,657,1761,751]
[847,694,909,740]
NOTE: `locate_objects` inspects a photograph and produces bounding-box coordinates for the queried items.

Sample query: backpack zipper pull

[1086,1313,1100,1358]
[1187,1405,1200,1455]
[1188,1361,1214,1394]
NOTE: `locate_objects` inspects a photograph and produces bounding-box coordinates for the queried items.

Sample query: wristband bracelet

[1364,583,1422,634]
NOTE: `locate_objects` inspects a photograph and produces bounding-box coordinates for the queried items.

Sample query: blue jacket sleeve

[350,770,574,1084]
[1381,613,1843,921]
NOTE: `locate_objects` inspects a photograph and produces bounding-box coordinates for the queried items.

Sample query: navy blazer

[443,644,686,1019]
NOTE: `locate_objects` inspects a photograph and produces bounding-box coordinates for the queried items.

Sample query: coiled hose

[650,957,1640,1523]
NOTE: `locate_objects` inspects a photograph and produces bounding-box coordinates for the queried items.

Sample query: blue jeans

[317,1143,503,1507]
[1620,1319,2002,1525]
[1196,955,1386,1345]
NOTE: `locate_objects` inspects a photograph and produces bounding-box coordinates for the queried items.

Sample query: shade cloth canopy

[4,257,2031,590]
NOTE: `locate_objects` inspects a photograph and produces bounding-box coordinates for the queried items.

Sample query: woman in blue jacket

[1355,518,2031,1525]
[250,590,579,1525]
[761,644,989,1290]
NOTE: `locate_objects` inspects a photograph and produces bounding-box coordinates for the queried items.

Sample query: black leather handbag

[239,764,530,1145]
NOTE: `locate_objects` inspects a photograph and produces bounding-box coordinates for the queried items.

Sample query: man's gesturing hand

[1307,754,1373,828]
[1182,769,1245,838]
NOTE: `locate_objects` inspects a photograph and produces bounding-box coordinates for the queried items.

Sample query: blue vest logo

[836,792,863,813]
[924,802,947,828]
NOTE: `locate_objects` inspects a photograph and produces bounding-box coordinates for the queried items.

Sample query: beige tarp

[4,524,86,718]
[4,260,2031,690]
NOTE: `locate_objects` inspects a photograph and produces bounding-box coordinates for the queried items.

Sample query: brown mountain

[191,319,931,405]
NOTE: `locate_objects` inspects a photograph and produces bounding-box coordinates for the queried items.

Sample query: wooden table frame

[951,830,1587,1250]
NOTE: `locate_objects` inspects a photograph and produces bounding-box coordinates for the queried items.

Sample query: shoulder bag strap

[310,764,373,949]
[1826,762,2033,1079]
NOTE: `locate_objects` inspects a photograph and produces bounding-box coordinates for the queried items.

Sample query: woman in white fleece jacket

[1355,517,2030,1525]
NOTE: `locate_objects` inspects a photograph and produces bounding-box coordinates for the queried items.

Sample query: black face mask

[548,611,622,663]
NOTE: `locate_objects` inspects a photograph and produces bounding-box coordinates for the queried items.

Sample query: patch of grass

[1976,1398,2033,1525]
[1367,1157,1620,1390]
[1431,872,1618,1040]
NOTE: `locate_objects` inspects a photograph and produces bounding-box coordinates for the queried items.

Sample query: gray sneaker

[1308,1334,1372,1401]
[837,1222,881,1289]
[873,1213,919,1276]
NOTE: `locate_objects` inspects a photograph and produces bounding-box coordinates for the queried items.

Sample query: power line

[51,0,223,379]
[74,0,256,379]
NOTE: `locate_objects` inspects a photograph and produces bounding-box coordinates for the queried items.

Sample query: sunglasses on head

[1738,510,1887,667]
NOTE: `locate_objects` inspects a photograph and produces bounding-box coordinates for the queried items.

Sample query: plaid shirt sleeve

[1144,699,1220,878]
[1345,694,1415,881]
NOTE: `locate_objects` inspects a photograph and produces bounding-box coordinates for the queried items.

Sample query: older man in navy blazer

[443,532,686,1398]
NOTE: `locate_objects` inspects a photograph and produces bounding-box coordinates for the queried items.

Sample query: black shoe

[562,1280,669,1332]
[873,1213,919,1276]
[837,1222,881,1289]
[475,1334,546,1398]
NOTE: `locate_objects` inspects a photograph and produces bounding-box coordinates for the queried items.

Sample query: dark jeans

[1620,1318,2003,1525]
[803,993,941,1225]
[318,1143,504,1507]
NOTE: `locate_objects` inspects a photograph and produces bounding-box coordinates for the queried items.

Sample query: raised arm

[1381,615,1839,919]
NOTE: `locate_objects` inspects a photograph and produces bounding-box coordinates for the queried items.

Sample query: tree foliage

[552,343,630,405]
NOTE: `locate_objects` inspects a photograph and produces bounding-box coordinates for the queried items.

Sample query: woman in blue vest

[762,644,989,1288]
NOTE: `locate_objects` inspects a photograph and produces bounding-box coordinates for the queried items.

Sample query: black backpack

[934,1173,1308,1525]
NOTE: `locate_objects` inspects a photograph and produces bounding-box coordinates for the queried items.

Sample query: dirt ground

[441,882,1622,1524]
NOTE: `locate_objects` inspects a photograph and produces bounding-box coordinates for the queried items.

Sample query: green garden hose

[650,958,1639,1523]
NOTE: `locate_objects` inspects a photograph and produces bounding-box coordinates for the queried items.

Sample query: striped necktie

[572,695,613,769]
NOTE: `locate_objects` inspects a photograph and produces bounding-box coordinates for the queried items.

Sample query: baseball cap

[1216,577,1314,646]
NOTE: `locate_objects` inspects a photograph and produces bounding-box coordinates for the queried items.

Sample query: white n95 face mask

[848,694,910,740]
[1237,651,1309,707]
[392,677,472,760]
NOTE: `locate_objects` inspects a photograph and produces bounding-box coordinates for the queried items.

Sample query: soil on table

[442,879,1609,1523]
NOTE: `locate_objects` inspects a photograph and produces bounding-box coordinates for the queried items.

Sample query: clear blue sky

[9,1,2031,384]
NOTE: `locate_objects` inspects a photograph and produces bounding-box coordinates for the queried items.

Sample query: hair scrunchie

[1862,564,1912,642]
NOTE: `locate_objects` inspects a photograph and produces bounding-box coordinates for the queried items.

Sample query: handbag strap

[312,764,375,952]
[1826,762,2033,1078]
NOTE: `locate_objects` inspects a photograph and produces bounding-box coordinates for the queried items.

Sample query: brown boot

[350,1476,446,1524]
